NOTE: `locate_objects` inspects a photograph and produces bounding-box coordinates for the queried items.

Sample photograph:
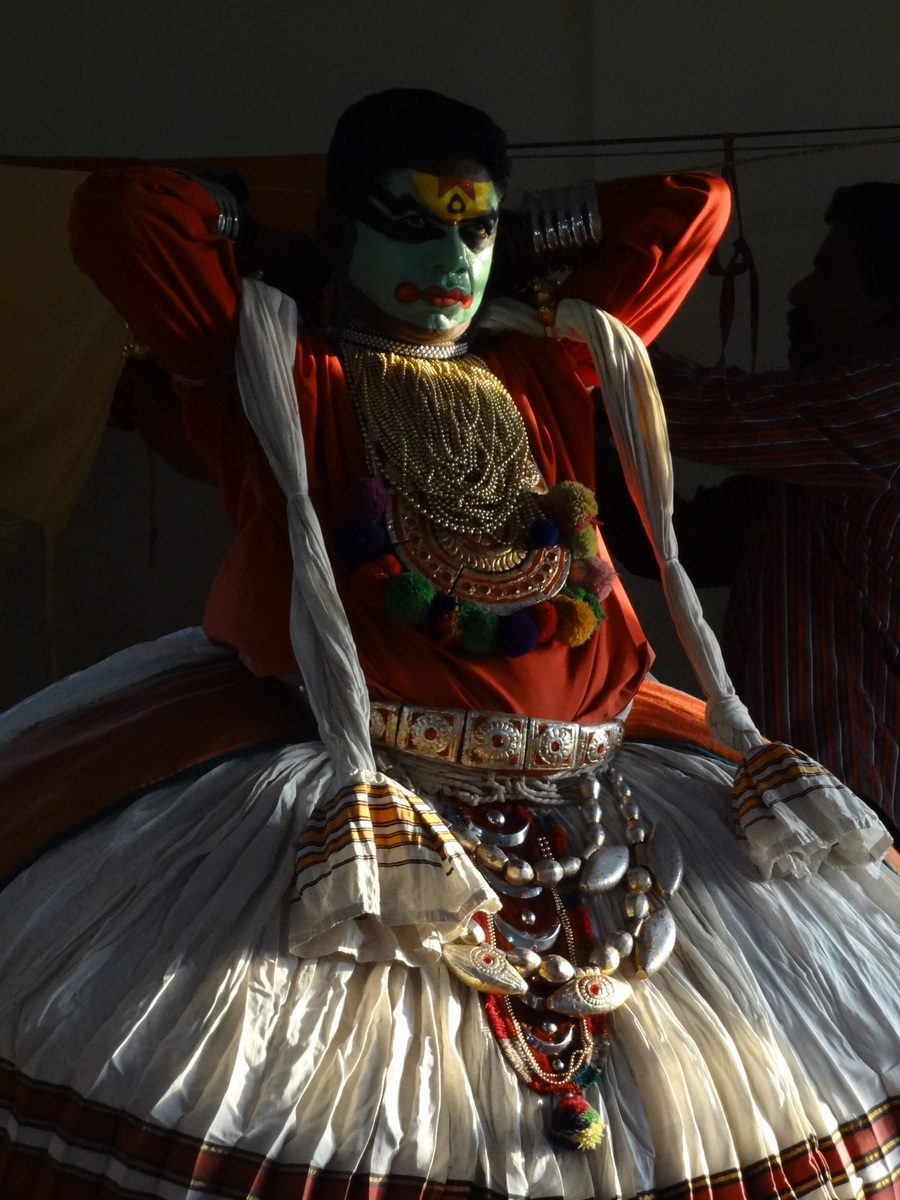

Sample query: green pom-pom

[567,585,603,624]
[573,1062,602,1087]
[457,602,499,653]
[383,572,436,625]
[567,524,599,560]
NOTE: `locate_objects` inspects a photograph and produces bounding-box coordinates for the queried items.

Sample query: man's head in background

[788,181,900,365]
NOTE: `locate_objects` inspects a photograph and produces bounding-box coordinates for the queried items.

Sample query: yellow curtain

[0,166,126,531]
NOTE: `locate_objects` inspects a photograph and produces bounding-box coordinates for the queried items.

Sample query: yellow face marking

[411,171,496,225]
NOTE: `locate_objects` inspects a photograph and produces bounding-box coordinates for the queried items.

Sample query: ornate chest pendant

[386,492,572,615]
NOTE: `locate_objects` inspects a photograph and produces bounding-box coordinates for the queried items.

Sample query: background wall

[3,0,900,706]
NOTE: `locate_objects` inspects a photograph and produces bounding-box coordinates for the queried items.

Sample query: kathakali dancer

[0,89,899,1200]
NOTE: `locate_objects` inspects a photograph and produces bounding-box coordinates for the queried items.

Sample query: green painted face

[347,168,500,334]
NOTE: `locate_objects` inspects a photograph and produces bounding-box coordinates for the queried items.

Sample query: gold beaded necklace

[342,342,534,538]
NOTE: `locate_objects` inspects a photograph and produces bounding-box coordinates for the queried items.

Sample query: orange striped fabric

[289,776,497,950]
[293,777,464,900]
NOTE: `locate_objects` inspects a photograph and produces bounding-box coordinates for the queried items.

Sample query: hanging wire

[506,120,900,151]
[245,126,900,198]
[504,123,900,174]
[507,136,900,163]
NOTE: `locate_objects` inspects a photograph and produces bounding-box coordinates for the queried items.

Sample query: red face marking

[394,284,474,309]
[437,176,477,201]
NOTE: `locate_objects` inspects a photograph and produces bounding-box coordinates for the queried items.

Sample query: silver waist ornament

[440,765,683,1026]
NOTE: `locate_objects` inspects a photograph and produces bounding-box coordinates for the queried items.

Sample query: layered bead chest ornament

[337,334,616,657]
[439,770,684,1152]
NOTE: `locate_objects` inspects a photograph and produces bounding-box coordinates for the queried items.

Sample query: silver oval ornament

[506,948,542,974]
[547,970,632,1016]
[644,823,684,897]
[441,943,529,995]
[537,954,577,984]
[633,906,677,978]
[580,844,629,894]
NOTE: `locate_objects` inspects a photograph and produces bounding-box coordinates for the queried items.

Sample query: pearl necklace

[341,342,534,538]
[338,318,470,360]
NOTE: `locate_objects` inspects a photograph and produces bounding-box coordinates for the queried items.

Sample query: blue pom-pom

[497,610,540,657]
[334,520,391,570]
[529,517,560,548]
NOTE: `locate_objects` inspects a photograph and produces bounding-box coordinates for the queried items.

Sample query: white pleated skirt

[1,636,899,1200]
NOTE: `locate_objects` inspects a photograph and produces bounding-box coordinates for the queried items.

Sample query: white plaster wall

[3,1,900,704]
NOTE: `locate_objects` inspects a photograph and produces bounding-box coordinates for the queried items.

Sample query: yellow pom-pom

[573,1119,605,1151]
[542,481,598,530]
[567,525,599,560]
[554,596,598,647]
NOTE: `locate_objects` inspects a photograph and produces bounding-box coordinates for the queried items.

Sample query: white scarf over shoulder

[235,280,890,881]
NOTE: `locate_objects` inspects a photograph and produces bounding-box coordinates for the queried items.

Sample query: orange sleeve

[69,167,242,383]
[559,172,731,354]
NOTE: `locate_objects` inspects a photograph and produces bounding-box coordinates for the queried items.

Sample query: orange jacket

[70,167,730,723]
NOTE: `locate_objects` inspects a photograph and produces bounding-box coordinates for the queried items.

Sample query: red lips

[394,284,473,309]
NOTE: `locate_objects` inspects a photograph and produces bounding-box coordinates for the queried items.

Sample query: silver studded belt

[369,700,624,773]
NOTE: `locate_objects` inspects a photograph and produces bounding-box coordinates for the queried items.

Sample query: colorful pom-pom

[550,1093,605,1152]
[375,553,403,578]
[497,611,539,657]
[529,517,560,548]
[570,556,617,601]
[425,591,458,640]
[350,562,389,607]
[554,595,598,647]
[458,602,499,653]
[567,524,600,561]
[572,1062,602,1087]
[350,476,391,521]
[437,609,462,645]
[334,519,391,570]
[349,554,403,607]
[531,600,560,644]
[541,481,598,531]
[384,573,436,625]
[567,585,604,625]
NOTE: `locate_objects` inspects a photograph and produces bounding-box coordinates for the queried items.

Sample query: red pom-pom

[375,554,403,578]
[350,562,389,607]
[556,1095,592,1118]
[349,554,403,607]
[531,600,559,644]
